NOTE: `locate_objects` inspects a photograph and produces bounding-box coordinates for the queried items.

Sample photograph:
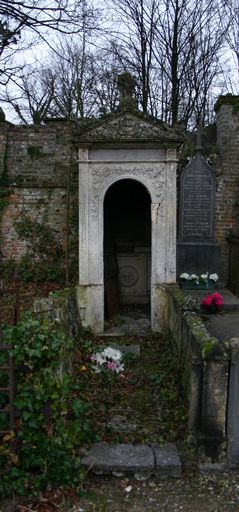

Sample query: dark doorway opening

[104,179,151,321]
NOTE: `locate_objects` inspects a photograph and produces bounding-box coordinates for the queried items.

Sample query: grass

[72,332,189,446]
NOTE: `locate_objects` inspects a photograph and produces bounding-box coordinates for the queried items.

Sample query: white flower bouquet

[91,346,124,374]
[179,272,218,289]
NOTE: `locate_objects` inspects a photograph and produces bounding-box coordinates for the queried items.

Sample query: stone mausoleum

[0,95,238,333]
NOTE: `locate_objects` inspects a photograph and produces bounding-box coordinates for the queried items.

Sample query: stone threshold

[81,442,181,479]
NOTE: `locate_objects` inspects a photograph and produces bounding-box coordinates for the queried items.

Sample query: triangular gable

[77,111,183,144]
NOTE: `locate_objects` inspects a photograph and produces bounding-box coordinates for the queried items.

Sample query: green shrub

[0,313,95,497]
[18,255,65,283]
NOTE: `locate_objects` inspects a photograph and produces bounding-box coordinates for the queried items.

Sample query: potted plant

[179,272,219,290]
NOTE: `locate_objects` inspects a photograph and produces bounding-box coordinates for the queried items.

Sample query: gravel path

[1,469,239,511]
[71,472,239,512]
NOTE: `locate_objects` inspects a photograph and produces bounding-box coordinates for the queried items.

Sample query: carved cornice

[76,111,184,146]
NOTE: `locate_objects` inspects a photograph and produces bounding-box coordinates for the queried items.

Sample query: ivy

[13,218,65,283]
[27,145,43,160]
[0,150,10,219]
[0,313,96,497]
[18,255,64,283]
[14,218,62,258]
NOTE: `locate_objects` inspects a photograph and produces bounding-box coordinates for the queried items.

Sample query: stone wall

[214,97,239,283]
[1,187,67,260]
[166,285,229,462]
[228,229,239,295]
[0,119,78,282]
[1,97,239,287]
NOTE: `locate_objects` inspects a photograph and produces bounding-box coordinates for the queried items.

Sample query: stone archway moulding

[77,148,178,333]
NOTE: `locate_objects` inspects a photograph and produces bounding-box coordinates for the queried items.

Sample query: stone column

[77,149,104,333]
[201,355,229,460]
[188,358,203,431]
[227,338,239,467]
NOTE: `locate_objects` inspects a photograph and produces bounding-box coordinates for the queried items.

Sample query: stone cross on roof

[117,72,137,111]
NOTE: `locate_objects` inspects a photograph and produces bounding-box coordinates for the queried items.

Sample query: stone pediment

[77,111,183,145]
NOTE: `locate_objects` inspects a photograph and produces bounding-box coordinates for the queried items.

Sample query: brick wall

[1,187,67,260]
[0,119,78,280]
[214,97,239,283]
[1,100,239,286]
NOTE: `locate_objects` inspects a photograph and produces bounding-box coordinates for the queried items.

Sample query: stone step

[81,442,181,479]
[98,343,141,358]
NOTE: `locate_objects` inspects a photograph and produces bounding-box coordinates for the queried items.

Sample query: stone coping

[81,442,181,478]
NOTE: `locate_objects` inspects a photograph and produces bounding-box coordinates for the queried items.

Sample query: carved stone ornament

[77,112,184,144]
[118,265,139,288]
[90,164,165,203]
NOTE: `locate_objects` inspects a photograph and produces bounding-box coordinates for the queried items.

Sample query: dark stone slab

[99,344,140,358]
[227,338,239,468]
[228,230,239,295]
[177,241,220,277]
[152,443,182,476]
[199,462,225,473]
[81,443,154,474]
[81,443,182,477]
[178,151,215,242]
[203,312,239,342]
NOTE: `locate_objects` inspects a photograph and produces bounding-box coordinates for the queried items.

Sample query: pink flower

[211,292,223,301]
[213,299,223,309]
[107,361,117,371]
[211,292,224,309]
[201,292,224,312]
[202,295,213,308]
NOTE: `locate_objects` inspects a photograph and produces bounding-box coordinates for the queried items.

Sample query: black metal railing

[0,289,20,435]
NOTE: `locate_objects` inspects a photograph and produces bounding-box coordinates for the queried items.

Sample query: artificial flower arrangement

[91,346,124,374]
[179,272,219,285]
[201,292,224,313]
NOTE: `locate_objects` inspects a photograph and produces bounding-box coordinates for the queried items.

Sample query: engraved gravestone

[179,129,215,241]
[177,127,220,276]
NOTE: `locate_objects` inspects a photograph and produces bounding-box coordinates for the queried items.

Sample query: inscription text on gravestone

[179,152,215,241]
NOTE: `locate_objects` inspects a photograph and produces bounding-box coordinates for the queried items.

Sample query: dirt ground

[71,471,239,512]
[1,470,239,511]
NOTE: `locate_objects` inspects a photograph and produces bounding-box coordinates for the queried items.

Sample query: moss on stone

[27,145,43,159]
[50,287,74,305]
[168,285,198,311]
[185,313,220,358]
[214,94,239,112]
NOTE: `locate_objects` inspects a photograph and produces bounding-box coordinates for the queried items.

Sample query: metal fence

[0,289,20,435]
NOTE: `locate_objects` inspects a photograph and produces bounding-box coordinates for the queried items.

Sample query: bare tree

[105,0,160,113]
[2,39,122,122]
[90,54,122,115]
[102,0,228,127]
[224,0,239,85]
[153,0,228,126]
[3,66,55,124]
[1,0,234,126]
[0,0,99,85]
[0,0,95,47]
[46,38,96,119]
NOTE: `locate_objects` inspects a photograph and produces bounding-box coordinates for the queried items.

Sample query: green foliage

[13,217,65,283]
[214,94,239,112]
[122,350,138,368]
[0,257,16,279]
[27,145,43,160]
[0,162,10,222]
[76,331,188,446]
[0,188,9,210]
[15,218,62,259]
[0,313,96,497]
[18,255,64,283]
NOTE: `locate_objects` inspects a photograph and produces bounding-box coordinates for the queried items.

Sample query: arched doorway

[104,179,151,321]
